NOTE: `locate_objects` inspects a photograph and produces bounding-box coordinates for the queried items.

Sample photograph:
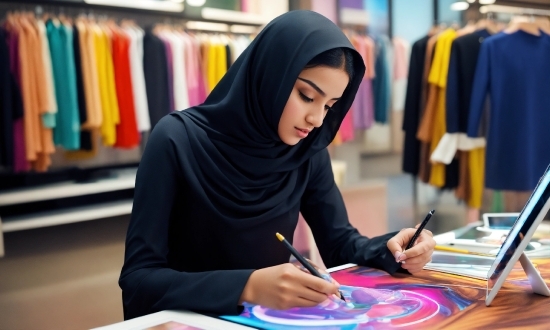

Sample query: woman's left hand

[386,227,436,274]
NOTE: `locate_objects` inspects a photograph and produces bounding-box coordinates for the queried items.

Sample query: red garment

[111,29,140,148]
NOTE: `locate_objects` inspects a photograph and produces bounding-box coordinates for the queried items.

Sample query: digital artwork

[222,265,483,329]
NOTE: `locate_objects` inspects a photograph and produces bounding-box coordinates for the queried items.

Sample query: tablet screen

[486,215,519,230]
[487,165,550,301]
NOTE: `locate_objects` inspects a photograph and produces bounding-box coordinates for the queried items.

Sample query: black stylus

[276,232,347,302]
[405,210,435,250]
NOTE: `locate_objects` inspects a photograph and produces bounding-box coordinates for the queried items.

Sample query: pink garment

[182,33,199,107]
[350,36,374,130]
[364,36,376,79]
[293,214,324,268]
[193,36,207,104]
[311,0,338,23]
[293,214,311,255]
[241,0,249,13]
[339,108,354,142]
[393,37,408,80]
[7,27,29,172]
[352,79,374,130]
[13,120,27,172]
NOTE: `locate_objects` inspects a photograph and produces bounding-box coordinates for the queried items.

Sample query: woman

[119,10,435,320]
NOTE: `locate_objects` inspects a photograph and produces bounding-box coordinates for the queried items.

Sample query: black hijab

[170,10,365,227]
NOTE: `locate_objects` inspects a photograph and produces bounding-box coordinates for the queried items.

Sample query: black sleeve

[119,115,253,319]
[300,149,402,274]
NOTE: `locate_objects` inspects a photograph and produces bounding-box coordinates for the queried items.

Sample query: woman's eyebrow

[297,77,341,101]
[298,77,325,96]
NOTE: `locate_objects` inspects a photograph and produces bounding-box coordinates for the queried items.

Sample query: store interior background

[1,0,549,329]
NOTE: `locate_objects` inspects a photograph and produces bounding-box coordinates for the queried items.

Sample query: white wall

[392,0,433,44]
[259,0,289,22]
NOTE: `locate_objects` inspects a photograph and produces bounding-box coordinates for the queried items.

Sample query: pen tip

[276,233,284,241]
[430,209,435,214]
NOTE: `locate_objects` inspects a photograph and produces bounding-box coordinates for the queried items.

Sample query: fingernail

[398,253,407,262]
[394,251,402,262]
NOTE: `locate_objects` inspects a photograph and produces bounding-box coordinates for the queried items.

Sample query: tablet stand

[518,252,550,296]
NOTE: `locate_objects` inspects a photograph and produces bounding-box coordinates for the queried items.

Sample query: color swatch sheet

[222,265,484,329]
[424,251,494,279]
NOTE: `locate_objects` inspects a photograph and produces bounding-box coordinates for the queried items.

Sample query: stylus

[405,210,435,250]
[276,232,347,303]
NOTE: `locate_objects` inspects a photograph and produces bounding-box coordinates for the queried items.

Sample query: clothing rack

[481,4,550,17]
[0,1,266,29]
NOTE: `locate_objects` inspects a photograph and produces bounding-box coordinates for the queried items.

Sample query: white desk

[92,310,254,330]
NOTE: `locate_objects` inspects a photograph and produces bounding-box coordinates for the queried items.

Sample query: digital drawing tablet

[485,165,550,306]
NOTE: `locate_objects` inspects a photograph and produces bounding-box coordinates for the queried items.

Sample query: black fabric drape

[143,29,170,129]
[72,25,92,151]
[446,29,492,133]
[402,35,429,176]
[175,11,365,225]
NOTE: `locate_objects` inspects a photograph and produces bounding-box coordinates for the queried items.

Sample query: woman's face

[278,66,349,146]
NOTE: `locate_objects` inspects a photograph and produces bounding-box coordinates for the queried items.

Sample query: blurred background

[1,0,550,328]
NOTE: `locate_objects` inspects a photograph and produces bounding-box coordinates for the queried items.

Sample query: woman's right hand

[239,263,340,310]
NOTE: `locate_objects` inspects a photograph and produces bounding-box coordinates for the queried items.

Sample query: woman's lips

[295,127,310,138]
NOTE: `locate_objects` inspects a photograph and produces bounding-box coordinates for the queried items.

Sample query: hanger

[534,16,550,35]
[428,24,439,36]
[457,20,476,35]
[504,15,540,35]
[476,15,500,35]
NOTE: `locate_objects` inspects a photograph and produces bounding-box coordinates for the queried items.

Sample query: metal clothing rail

[481,4,550,17]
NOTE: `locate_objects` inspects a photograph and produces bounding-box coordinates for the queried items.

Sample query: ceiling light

[479,5,489,14]
[467,0,476,3]
[450,2,469,11]
[479,0,495,4]
[186,0,206,6]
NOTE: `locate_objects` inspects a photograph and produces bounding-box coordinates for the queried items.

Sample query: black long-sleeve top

[119,114,401,320]
[402,35,429,176]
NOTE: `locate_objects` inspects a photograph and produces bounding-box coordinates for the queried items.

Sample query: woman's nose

[307,108,324,128]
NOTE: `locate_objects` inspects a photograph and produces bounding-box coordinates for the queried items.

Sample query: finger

[403,241,434,259]
[387,228,417,261]
[296,285,333,304]
[401,253,433,267]
[403,233,436,257]
[303,258,341,286]
[293,263,310,274]
[297,271,339,296]
[401,246,434,269]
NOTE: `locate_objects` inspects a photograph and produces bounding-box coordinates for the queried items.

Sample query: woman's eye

[325,105,334,112]
[299,92,313,103]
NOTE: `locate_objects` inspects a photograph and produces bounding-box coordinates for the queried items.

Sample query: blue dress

[468,30,550,190]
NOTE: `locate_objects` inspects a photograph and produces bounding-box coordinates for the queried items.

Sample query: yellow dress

[94,25,119,146]
[428,29,457,187]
